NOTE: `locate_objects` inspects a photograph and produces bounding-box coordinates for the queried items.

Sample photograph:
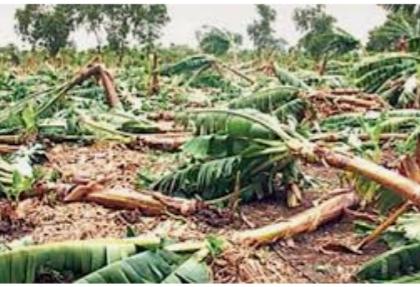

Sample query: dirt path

[0,142,387,283]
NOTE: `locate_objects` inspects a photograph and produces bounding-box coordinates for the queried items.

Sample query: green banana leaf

[357,242,420,282]
[159,55,215,76]
[0,237,160,283]
[228,86,300,113]
[77,248,211,283]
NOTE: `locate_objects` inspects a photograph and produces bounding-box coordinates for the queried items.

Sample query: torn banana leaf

[0,237,160,283]
[357,242,420,282]
[76,248,210,283]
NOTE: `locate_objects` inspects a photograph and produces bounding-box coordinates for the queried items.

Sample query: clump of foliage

[293,5,359,74]
[0,144,45,201]
[366,11,420,52]
[15,4,170,57]
[247,5,288,54]
[152,108,310,204]
[15,5,77,57]
[353,53,419,107]
[196,25,242,57]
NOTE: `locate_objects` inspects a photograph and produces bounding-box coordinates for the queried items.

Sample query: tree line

[10,4,420,57]
[15,4,170,56]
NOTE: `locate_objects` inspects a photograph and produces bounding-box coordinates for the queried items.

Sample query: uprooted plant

[150,108,420,210]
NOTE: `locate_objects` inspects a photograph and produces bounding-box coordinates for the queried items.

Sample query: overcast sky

[0,4,388,49]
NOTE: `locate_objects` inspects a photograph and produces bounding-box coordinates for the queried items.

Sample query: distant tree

[293,4,336,33]
[16,4,170,58]
[293,5,358,74]
[130,5,170,54]
[74,5,105,50]
[247,5,287,54]
[15,5,77,56]
[196,25,242,56]
[74,5,169,56]
[100,5,131,57]
[293,4,336,61]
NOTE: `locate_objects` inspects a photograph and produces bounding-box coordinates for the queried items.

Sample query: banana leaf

[0,237,160,283]
[273,65,310,90]
[76,248,210,283]
[357,242,420,282]
[159,55,215,76]
[228,86,300,113]
[152,109,303,202]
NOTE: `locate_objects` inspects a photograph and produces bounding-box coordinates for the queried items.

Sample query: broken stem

[217,62,255,84]
[314,147,420,206]
[355,201,412,250]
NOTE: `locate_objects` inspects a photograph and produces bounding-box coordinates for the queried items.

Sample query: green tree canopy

[15,4,170,56]
[73,5,106,49]
[75,5,169,54]
[293,5,337,60]
[247,5,287,53]
[293,4,336,33]
[15,5,77,56]
[130,5,170,53]
[293,5,359,74]
[293,5,359,61]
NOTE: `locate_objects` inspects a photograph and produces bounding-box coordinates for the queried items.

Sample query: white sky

[0,4,388,49]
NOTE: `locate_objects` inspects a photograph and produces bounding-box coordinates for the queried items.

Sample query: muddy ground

[0,142,387,283]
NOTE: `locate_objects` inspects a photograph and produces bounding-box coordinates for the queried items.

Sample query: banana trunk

[236,192,359,245]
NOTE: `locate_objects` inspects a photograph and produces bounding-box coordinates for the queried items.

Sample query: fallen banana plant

[12,60,119,118]
[84,188,204,216]
[353,147,420,251]
[227,77,387,125]
[0,59,165,146]
[159,54,254,85]
[152,109,307,204]
[0,189,371,283]
[355,209,420,280]
[153,108,420,208]
[318,109,420,152]
[353,53,419,107]
[37,108,161,144]
[40,180,205,216]
[59,178,362,246]
[313,146,420,205]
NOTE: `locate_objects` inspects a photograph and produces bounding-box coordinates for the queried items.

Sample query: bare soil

[0,142,388,283]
